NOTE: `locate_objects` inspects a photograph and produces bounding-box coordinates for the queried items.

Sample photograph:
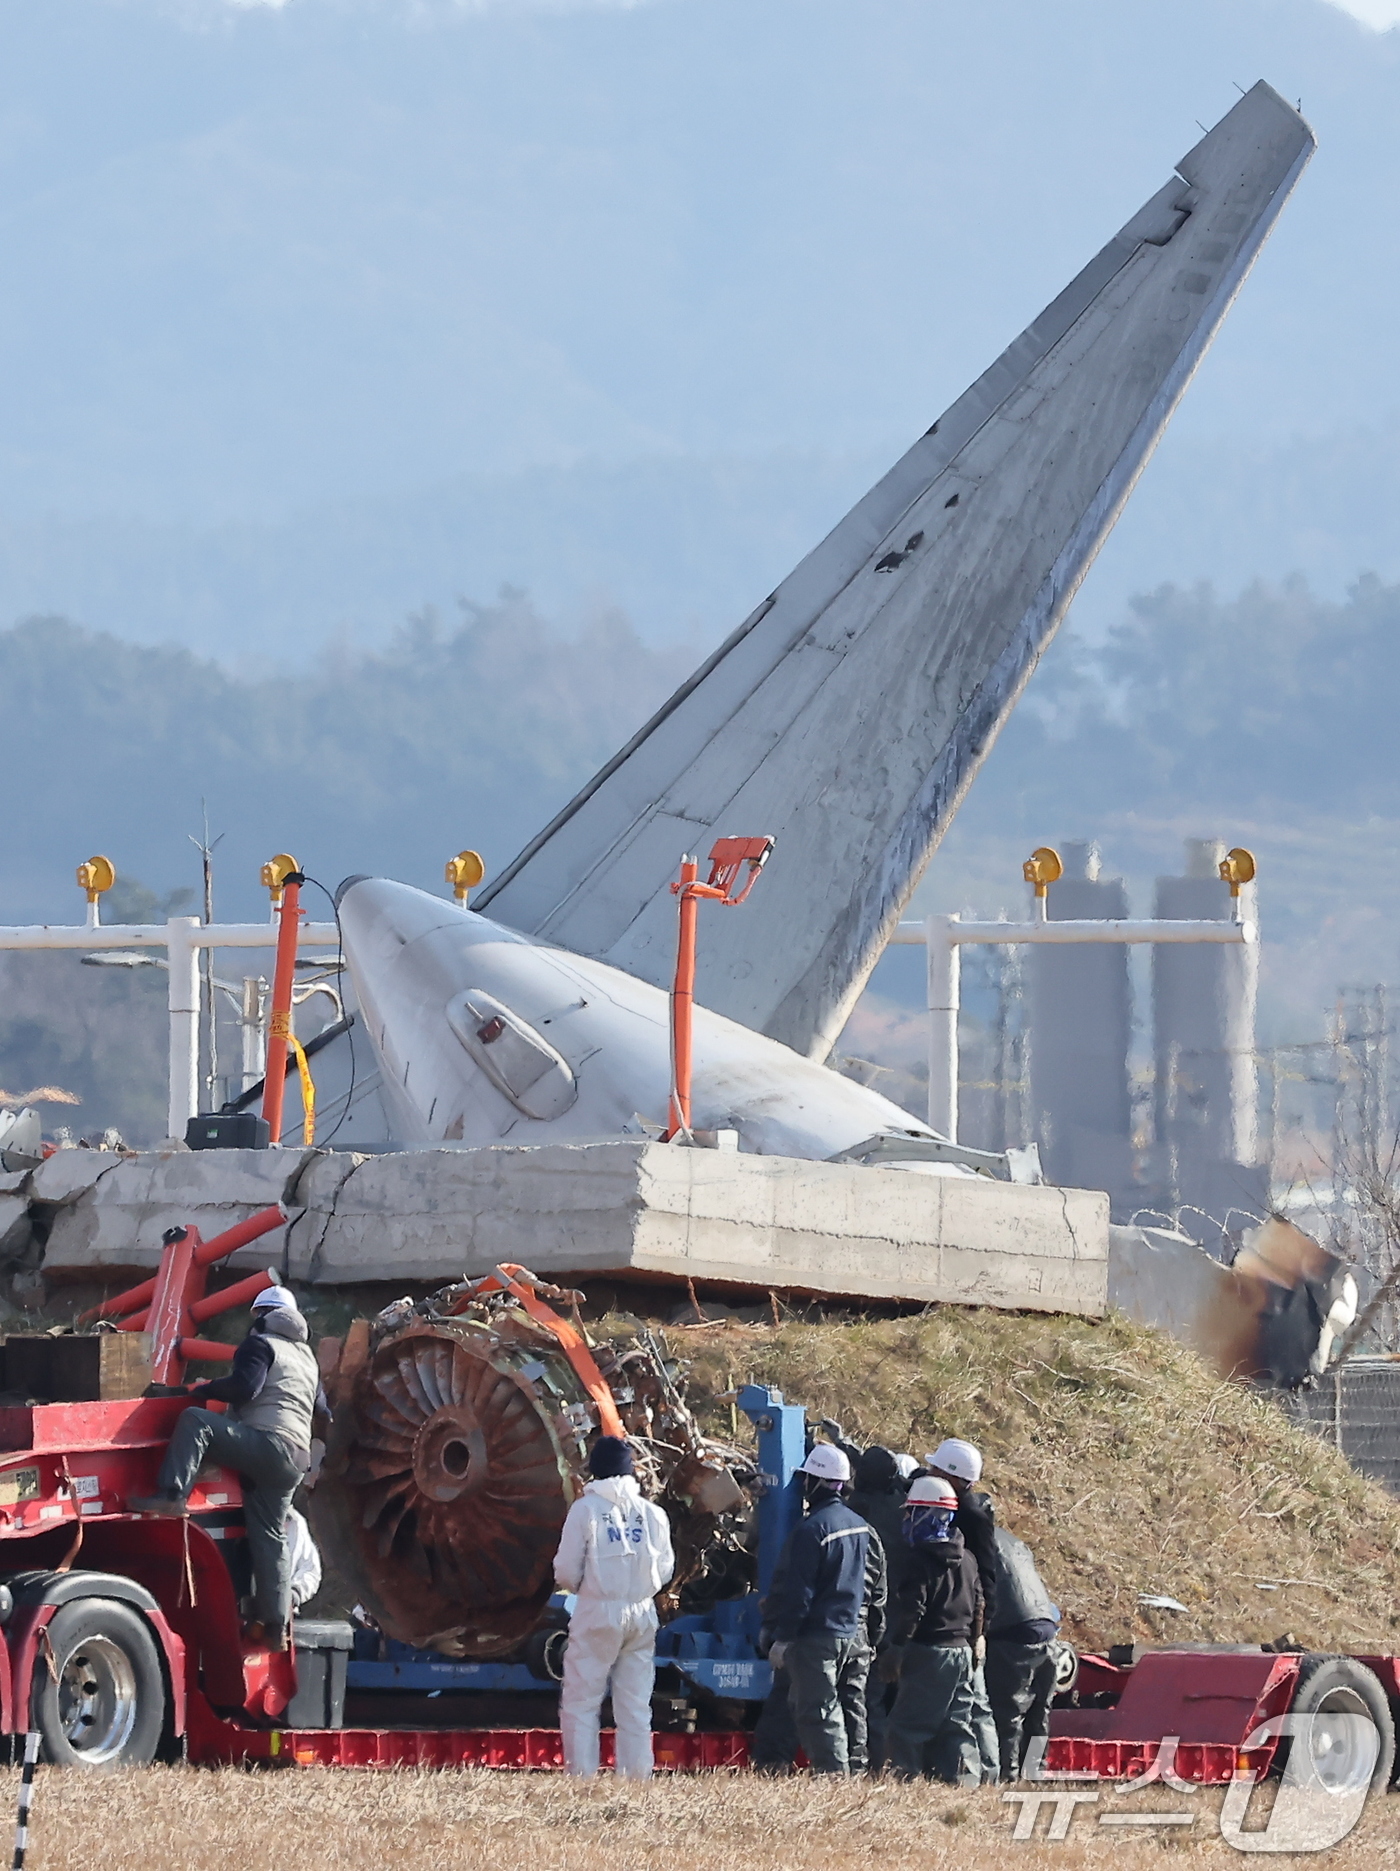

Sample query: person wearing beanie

[129,1281,320,1649]
[553,1435,675,1778]
[849,1445,911,1771]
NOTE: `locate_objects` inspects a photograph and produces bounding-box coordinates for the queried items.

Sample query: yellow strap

[288,1033,316,1146]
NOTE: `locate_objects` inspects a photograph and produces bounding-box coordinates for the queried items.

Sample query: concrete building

[1151,839,1266,1235]
[1028,842,1134,1195]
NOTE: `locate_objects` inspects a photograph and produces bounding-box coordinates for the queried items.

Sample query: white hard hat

[892,1454,920,1480]
[905,1476,959,1511]
[252,1284,298,1313]
[798,1443,852,1484]
[925,1437,983,1484]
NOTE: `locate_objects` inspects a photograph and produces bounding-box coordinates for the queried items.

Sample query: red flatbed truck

[1,1206,1394,1784]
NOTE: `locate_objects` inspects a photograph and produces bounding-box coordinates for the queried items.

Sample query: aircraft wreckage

[333,83,1314,1165]
[302,86,1322,1651]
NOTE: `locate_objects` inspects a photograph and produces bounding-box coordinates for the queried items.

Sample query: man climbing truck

[131,1282,320,1649]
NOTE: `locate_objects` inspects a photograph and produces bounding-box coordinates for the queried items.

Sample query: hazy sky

[1331,0,1400,24]
[2,0,1400,656]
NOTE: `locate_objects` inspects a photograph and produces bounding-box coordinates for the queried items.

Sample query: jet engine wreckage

[312,1267,750,1656]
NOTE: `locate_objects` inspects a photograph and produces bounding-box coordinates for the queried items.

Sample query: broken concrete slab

[0,1195,33,1264]
[42,1148,317,1282]
[27,1150,121,1208]
[283,1151,365,1282]
[1108,1223,1226,1343]
[0,1172,30,1199]
[40,1140,1109,1314]
[616,1149,1107,1313]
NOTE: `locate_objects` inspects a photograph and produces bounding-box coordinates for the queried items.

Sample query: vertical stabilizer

[477,85,1314,1059]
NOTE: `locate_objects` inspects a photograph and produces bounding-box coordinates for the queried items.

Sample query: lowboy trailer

[0,1208,1394,1786]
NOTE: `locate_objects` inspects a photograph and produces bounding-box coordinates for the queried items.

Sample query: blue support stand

[737,1383,807,1600]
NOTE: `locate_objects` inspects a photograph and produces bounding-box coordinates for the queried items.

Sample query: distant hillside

[0,600,694,927]
[3,571,1398,1140]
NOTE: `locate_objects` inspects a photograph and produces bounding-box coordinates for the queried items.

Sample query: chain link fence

[1281,1357,1400,1497]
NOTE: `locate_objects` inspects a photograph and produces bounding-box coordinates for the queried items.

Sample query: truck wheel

[30,1599,166,1769]
[1051,1640,1079,1696]
[1289,1655,1396,1794]
[525,1625,569,1683]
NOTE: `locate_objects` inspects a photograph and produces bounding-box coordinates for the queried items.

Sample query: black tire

[30,1598,166,1770]
[524,1624,569,1683]
[1288,1655,1395,1794]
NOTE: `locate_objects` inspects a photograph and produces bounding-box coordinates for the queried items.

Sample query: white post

[926,913,961,1140]
[241,976,268,1094]
[166,917,201,1141]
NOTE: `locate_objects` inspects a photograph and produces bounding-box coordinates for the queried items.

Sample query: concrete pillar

[1027,841,1133,1193]
[1152,838,1262,1225]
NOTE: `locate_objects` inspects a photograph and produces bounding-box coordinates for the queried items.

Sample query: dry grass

[646,1309,1400,1654]
[15,1767,1400,1871]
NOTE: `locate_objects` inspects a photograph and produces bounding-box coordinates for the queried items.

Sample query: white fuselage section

[338,878,934,1160]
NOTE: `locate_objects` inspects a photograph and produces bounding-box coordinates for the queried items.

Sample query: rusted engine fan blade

[312,1316,591,1655]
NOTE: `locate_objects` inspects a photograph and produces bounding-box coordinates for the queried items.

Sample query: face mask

[903,1505,956,1548]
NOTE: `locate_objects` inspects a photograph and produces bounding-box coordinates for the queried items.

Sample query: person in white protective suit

[285,1506,323,1612]
[553,1434,675,1778]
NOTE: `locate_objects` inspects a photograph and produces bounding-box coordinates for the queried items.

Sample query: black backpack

[988,1525,1059,1634]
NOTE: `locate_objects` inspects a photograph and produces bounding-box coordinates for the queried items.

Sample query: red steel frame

[79,1204,286,1385]
[664,836,774,1139]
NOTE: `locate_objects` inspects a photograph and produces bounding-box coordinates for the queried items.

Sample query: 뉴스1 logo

[1006,1717,1378,1853]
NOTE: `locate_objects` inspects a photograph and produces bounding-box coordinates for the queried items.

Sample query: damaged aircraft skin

[473,83,1315,1063]
[335,874,941,1159]
[339,85,1314,1160]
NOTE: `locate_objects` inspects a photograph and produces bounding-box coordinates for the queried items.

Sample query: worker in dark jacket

[985,1524,1062,1780]
[849,1445,909,1771]
[754,1487,886,1775]
[884,1477,982,1783]
[843,1512,886,1773]
[763,1443,872,1774]
[925,1436,999,1780]
[131,1285,320,1648]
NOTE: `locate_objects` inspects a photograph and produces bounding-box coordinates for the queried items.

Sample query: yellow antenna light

[1022,845,1063,900]
[260,853,300,906]
[76,855,116,905]
[446,850,486,903]
[1219,846,1257,898]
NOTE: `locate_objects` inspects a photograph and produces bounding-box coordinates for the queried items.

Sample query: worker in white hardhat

[883,1476,982,1782]
[130,1281,321,1650]
[923,1436,1000,1779]
[761,1441,874,1774]
[553,1435,675,1779]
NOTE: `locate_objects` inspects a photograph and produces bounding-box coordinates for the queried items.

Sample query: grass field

[13,1768,1400,1870]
